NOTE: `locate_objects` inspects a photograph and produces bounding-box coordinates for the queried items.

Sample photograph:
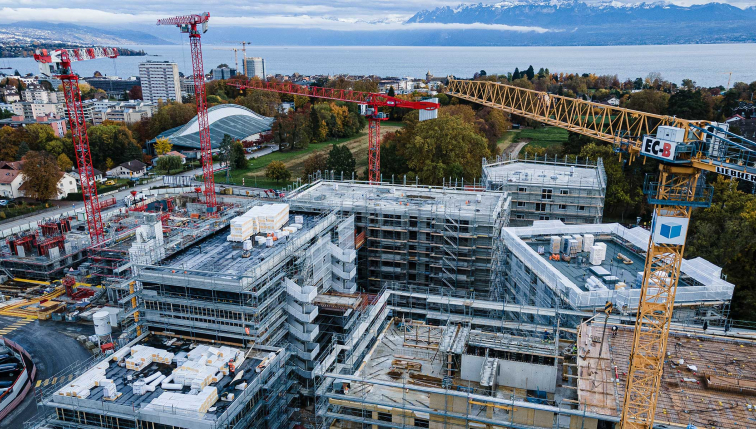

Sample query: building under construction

[287,180,511,296]
[482,155,606,226]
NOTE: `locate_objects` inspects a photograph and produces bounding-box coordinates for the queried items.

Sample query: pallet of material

[409,373,441,384]
[704,374,756,394]
[392,359,421,371]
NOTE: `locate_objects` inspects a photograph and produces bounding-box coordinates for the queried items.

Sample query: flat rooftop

[579,322,756,429]
[483,159,604,189]
[503,221,735,309]
[46,335,277,425]
[158,213,320,276]
[289,180,507,220]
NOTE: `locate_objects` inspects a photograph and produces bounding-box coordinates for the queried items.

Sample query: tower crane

[157,13,217,212]
[211,47,240,72]
[230,80,439,183]
[446,78,756,429]
[33,47,119,244]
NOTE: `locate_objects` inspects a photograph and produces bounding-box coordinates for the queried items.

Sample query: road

[0,180,160,236]
[0,316,93,428]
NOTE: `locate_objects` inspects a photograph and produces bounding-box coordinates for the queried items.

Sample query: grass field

[517,127,569,149]
[497,131,517,154]
[213,124,402,188]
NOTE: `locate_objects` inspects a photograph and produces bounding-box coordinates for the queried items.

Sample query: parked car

[0,200,7,206]
[104,180,116,186]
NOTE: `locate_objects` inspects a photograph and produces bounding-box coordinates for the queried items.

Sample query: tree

[128,85,143,100]
[106,158,115,170]
[624,89,670,115]
[156,155,183,174]
[265,160,291,183]
[154,137,173,156]
[326,144,356,178]
[86,124,141,170]
[0,126,19,161]
[686,176,756,320]
[21,151,62,200]
[579,142,641,219]
[0,109,12,120]
[387,86,396,97]
[525,65,535,81]
[668,90,710,120]
[16,142,29,160]
[563,132,596,156]
[512,68,521,80]
[57,153,73,172]
[231,141,248,170]
[303,152,327,179]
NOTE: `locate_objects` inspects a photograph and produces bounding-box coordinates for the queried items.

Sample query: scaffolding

[482,154,606,226]
[287,179,510,296]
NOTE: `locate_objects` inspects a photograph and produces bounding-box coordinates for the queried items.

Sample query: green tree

[219,134,233,184]
[512,67,521,80]
[579,142,641,220]
[265,160,291,183]
[525,65,535,80]
[231,141,248,170]
[235,90,281,117]
[21,151,61,200]
[625,89,669,115]
[326,144,356,178]
[387,86,396,97]
[86,124,141,171]
[16,141,29,160]
[57,153,73,171]
[156,155,182,175]
[0,109,13,120]
[686,176,756,321]
[563,132,597,156]
[668,90,710,120]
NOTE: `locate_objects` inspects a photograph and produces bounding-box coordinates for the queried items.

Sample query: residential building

[180,77,196,96]
[0,170,23,199]
[1,88,20,103]
[70,167,104,185]
[21,84,63,103]
[607,96,620,106]
[726,114,756,139]
[148,104,274,153]
[211,67,236,81]
[19,172,77,199]
[106,160,147,179]
[84,76,141,99]
[0,114,67,138]
[245,57,265,79]
[11,101,65,120]
[139,61,182,104]
[482,155,606,226]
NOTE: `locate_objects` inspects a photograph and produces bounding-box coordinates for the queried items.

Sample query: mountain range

[2,2,756,47]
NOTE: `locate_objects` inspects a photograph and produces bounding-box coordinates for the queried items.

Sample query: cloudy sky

[1,0,753,31]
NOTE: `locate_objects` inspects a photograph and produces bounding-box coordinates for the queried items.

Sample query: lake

[2,44,755,88]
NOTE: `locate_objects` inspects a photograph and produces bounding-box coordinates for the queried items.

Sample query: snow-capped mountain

[406,0,756,27]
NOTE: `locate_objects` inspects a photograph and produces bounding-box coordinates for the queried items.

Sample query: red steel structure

[33,47,119,244]
[229,80,439,183]
[157,13,217,211]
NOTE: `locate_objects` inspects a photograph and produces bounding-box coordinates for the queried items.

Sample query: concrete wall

[460,355,557,393]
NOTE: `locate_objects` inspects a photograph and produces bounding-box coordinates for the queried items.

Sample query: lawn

[0,202,50,221]
[517,127,569,149]
[497,131,518,154]
[213,124,403,188]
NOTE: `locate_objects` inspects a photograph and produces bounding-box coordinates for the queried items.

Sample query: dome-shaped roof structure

[152,104,274,150]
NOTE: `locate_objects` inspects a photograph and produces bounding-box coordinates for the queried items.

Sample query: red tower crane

[157,13,217,211]
[229,80,439,183]
[33,47,119,244]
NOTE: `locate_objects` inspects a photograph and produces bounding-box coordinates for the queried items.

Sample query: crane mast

[446,77,756,429]
[229,80,439,183]
[157,13,217,212]
[33,47,119,244]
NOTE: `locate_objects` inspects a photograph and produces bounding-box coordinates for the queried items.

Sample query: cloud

[1,7,549,33]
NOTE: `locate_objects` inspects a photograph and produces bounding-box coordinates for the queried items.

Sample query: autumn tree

[128,85,143,100]
[57,153,73,171]
[21,151,62,200]
[265,160,291,183]
[154,138,173,156]
[235,90,281,117]
[326,144,356,178]
[302,152,327,179]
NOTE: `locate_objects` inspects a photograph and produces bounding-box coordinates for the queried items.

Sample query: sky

[1,0,754,32]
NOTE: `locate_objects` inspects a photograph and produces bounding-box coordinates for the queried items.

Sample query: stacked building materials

[144,386,219,418]
[589,243,607,265]
[125,345,175,371]
[567,239,579,257]
[550,236,561,254]
[257,203,289,233]
[585,275,607,291]
[583,234,595,252]
[573,235,584,252]
[228,212,260,242]
[56,361,109,398]
[560,235,572,254]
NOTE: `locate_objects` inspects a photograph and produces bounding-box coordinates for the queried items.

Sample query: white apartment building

[139,61,182,104]
[245,57,265,79]
[21,87,63,104]
[12,102,65,120]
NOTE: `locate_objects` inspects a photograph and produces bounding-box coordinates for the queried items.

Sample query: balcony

[285,277,317,303]
[287,320,319,342]
[286,301,318,323]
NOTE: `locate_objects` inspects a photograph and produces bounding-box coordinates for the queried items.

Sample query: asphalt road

[0,317,93,428]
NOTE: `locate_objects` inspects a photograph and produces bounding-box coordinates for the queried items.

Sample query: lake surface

[2,44,755,88]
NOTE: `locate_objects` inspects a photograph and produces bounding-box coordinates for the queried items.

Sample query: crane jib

[715,166,756,183]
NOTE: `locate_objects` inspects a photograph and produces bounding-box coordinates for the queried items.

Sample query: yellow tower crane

[446,77,756,429]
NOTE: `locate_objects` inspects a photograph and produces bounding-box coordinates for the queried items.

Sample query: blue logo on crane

[659,222,682,239]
